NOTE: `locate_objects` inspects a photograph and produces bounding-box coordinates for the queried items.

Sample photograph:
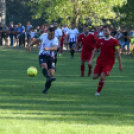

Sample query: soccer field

[0,46,134,134]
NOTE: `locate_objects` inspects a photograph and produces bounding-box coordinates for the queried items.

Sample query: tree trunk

[75,15,80,28]
[1,0,6,24]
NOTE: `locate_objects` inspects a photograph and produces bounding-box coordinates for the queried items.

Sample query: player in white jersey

[68,22,79,59]
[53,22,62,64]
[26,27,58,94]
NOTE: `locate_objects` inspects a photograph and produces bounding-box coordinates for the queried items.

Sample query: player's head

[18,23,22,27]
[103,25,112,38]
[53,22,58,29]
[130,28,133,32]
[71,22,75,29]
[48,27,55,40]
[83,24,89,34]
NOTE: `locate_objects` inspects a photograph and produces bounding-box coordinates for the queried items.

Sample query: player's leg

[95,65,113,96]
[81,60,86,77]
[70,43,75,59]
[95,72,107,96]
[88,52,92,77]
[43,58,56,94]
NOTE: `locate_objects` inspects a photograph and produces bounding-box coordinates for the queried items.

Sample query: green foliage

[114,0,134,27]
[29,0,125,27]
[6,0,45,27]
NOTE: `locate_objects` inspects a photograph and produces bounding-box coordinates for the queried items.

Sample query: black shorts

[14,34,19,39]
[1,33,8,38]
[39,55,56,70]
[69,42,76,49]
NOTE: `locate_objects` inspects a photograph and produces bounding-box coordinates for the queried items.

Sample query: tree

[28,0,125,27]
[114,0,134,27]
[0,0,6,24]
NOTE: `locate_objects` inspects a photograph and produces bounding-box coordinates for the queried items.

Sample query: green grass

[0,46,134,134]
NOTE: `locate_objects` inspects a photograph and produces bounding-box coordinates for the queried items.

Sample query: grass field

[0,46,134,134]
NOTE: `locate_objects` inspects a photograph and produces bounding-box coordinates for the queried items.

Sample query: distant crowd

[0,21,134,55]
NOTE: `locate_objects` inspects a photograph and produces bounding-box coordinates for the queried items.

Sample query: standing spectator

[118,28,125,53]
[36,26,40,39]
[0,22,3,45]
[79,24,84,33]
[9,22,14,46]
[2,24,8,46]
[18,23,25,46]
[63,24,69,50]
[111,27,117,37]
[121,29,130,55]
[98,26,104,37]
[129,28,134,44]
[39,24,45,35]
[26,21,32,45]
[14,25,19,46]
[44,24,48,33]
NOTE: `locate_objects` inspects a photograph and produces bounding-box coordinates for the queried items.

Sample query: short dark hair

[48,27,55,32]
[103,24,112,31]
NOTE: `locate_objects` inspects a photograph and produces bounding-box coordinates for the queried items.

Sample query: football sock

[72,50,75,57]
[97,80,105,93]
[42,68,51,79]
[70,50,73,57]
[55,58,57,66]
[45,81,51,90]
[81,64,85,76]
[88,64,92,71]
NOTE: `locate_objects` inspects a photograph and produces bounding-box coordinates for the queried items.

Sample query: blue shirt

[129,32,134,37]
[18,26,25,36]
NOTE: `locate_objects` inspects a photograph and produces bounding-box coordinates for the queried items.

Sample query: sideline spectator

[111,27,117,37]
[26,21,32,45]
[2,24,8,46]
[36,26,40,39]
[18,23,25,46]
[0,23,3,45]
[9,22,14,46]
[39,24,45,35]
[14,25,19,46]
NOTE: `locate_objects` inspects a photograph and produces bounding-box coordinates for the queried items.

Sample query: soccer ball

[27,66,38,77]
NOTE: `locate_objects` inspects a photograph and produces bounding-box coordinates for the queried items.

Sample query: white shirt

[31,32,35,38]
[68,28,79,43]
[55,28,62,47]
[39,33,58,58]
[62,27,69,34]
[98,31,104,37]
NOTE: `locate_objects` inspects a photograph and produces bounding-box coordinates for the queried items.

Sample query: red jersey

[96,36,119,66]
[77,32,95,52]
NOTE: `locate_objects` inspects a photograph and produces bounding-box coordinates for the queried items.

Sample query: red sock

[81,64,85,76]
[97,80,105,93]
[88,64,92,71]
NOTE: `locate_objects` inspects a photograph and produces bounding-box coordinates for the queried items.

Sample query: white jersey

[62,27,69,34]
[98,31,104,37]
[55,28,62,43]
[31,32,36,38]
[39,33,58,58]
[68,28,79,43]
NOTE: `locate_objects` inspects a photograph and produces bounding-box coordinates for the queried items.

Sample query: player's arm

[115,46,123,71]
[44,45,58,51]
[26,39,41,51]
[88,48,98,66]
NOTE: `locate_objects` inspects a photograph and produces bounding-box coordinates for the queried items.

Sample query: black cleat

[42,88,48,94]
[47,77,56,83]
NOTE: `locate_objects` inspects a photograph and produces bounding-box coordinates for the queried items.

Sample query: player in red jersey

[76,24,96,77]
[89,25,123,96]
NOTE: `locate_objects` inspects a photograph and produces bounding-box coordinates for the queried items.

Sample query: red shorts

[81,51,92,62]
[93,64,113,76]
